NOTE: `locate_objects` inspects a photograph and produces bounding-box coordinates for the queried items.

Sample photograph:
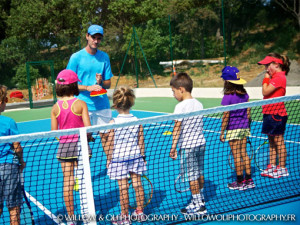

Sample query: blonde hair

[112,86,135,110]
[0,85,7,103]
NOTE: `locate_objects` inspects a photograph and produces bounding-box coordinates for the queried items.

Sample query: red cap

[258,56,283,65]
[56,69,81,85]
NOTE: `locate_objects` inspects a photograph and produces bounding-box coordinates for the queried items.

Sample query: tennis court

[1,96,300,225]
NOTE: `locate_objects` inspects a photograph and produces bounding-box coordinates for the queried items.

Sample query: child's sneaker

[245,179,255,189]
[132,209,146,222]
[180,200,207,215]
[67,221,77,225]
[261,164,276,177]
[228,181,247,190]
[269,166,289,178]
[112,215,131,225]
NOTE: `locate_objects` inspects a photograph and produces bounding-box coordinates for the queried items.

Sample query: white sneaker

[261,164,276,177]
[180,200,207,215]
[269,166,289,178]
[132,209,146,222]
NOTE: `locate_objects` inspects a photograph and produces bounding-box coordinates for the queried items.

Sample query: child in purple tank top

[219,66,255,191]
[51,69,91,225]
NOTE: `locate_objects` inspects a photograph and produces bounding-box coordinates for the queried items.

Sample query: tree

[0,0,12,41]
[12,64,40,89]
[7,0,82,39]
[274,0,300,28]
[176,7,219,59]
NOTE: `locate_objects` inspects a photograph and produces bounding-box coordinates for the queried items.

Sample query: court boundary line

[25,191,66,225]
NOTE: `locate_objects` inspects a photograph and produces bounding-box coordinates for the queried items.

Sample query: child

[0,85,25,225]
[51,69,92,225]
[258,53,290,178]
[106,86,147,225]
[169,73,207,216]
[219,66,254,190]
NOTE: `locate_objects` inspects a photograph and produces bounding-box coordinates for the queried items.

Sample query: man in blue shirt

[0,85,25,225]
[67,24,114,155]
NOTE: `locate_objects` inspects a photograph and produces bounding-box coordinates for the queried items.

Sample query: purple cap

[221,66,246,85]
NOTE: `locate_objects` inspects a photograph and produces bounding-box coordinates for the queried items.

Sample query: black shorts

[262,114,287,136]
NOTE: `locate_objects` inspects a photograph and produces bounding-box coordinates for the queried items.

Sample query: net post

[26,62,34,109]
[78,128,96,225]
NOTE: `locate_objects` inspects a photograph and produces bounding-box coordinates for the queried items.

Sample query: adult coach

[67,24,113,154]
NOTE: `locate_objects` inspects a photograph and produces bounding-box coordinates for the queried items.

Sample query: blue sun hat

[221,66,247,85]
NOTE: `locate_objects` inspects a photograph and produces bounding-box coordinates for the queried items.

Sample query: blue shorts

[262,114,288,136]
[180,145,206,182]
[0,163,23,209]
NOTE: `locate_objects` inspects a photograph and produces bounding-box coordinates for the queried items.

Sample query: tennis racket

[228,137,255,171]
[174,173,190,193]
[20,173,35,225]
[254,140,269,171]
[128,174,153,209]
[174,149,190,193]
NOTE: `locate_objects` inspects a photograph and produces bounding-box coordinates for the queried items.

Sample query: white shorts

[107,158,147,180]
[89,109,112,126]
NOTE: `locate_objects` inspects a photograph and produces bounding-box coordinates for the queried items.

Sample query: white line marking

[25,191,65,225]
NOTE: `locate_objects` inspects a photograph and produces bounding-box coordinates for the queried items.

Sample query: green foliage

[7,0,82,38]
[12,64,40,89]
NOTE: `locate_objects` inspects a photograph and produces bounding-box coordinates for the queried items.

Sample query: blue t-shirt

[67,48,113,111]
[0,115,19,164]
[221,93,249,130]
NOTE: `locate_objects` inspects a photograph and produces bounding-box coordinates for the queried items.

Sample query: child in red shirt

[257,53,290,179]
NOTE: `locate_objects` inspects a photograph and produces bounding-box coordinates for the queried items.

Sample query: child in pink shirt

[51,69,91,225]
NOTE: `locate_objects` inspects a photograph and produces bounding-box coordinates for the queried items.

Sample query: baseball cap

[88,25,104,36]
[56,69,81,85]
[221,66,247,85]
[257,56,283,65]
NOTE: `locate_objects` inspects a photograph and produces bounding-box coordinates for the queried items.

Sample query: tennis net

[0,94,299,224]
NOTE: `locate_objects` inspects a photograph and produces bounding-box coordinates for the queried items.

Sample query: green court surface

[3,97,222,122]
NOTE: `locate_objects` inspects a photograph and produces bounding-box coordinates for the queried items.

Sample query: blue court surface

[3,110,299,225]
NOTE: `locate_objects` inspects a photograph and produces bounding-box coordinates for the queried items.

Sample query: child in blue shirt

[0,85,25,225]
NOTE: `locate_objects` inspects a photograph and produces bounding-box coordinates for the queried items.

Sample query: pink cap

[56,69,81,85]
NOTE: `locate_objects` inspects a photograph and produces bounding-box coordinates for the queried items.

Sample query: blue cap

[88,25,104,36]
[221,66,246,85]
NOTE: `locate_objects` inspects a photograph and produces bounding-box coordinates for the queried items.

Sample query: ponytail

[267,52,290,75]
[281,55,290,75]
